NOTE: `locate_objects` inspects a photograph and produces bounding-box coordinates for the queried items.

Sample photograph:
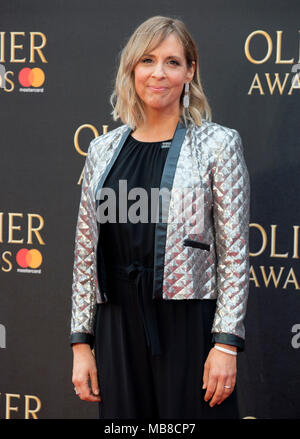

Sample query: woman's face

[133,33,195,114]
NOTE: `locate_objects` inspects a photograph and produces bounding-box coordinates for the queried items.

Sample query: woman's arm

[211,128,250,351]
[70,138,98,347]
[70,138,102,401]
[203,128,250,407]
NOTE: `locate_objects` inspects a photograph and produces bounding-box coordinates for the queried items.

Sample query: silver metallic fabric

[70,119,250,341]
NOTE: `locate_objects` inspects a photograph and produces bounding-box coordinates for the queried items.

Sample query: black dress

[94,134,239,419]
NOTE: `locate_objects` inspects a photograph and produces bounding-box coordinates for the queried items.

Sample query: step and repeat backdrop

[0,0,299,419]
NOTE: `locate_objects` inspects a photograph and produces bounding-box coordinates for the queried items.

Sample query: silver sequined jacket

[70,119,250,351]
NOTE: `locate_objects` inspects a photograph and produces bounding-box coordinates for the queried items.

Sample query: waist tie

[108,261,162,356]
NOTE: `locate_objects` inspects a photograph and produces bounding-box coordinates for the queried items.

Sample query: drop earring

[183,82,190,108]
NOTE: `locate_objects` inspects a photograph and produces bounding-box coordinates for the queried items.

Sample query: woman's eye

[141,58,180,65]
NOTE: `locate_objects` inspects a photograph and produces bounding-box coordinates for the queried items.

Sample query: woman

[70,16,250,419]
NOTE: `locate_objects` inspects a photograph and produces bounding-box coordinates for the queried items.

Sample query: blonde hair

[110,15,212,129]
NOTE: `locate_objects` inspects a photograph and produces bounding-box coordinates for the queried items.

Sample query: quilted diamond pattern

[70,120,250,341]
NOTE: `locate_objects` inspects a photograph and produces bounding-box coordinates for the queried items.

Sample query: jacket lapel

[153,120,188,299]
[94,119,188,301]
[95,125,132,233]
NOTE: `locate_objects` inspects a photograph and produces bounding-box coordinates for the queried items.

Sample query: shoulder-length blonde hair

[110,15,212,129]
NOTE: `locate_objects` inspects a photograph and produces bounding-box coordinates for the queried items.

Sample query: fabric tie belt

[107,260,162,356]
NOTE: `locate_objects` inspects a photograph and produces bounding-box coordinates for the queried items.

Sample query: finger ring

[74,387,79,395]
[224,385,232,389]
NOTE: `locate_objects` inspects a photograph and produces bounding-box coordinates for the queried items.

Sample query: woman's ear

[186,60,196,82]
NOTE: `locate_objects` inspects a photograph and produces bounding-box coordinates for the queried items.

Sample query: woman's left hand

[202,344,237,407]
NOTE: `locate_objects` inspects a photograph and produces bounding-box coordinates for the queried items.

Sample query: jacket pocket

[183,238,210,251]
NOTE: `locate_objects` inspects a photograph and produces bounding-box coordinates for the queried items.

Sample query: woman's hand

[202,343,237,407]
[72,343,101,402]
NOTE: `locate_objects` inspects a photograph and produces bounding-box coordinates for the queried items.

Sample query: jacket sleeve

[211,129,250,352]
[70,138,98,349]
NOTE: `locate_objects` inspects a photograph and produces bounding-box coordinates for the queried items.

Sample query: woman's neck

[131,116,180,142]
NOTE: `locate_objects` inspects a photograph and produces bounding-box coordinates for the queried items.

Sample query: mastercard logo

[18,67,45,87]
[16,248,43,269]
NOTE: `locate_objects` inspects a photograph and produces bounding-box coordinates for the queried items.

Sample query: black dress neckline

[129,134,173,144]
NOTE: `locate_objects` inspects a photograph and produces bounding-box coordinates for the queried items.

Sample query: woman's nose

[151,63,166,77]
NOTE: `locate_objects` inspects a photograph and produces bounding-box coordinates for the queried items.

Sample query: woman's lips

[148,86,168,92]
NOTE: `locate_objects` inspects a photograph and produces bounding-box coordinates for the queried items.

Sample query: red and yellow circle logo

[18,67,45,87]
[16,248,43,269]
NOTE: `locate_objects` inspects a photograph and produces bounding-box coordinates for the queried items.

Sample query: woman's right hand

[72,343,101,402]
